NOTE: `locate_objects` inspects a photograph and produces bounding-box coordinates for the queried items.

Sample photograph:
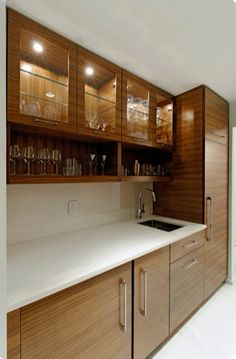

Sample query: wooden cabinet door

[8,9,77,133]
[205,87,229,146]
[21,263,132,359]
[7,310,21,359]
[77,47,122,140]
[204,140,228,298]
[133,246,169,359]
[170,246,204,332]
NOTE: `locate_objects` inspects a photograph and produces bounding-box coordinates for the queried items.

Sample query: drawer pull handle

[206,197,213,241]
[119,279,127,332]
[34,118,59,126]
[183,240,198,249]
[183,259,198,270]
[140,268,148,317]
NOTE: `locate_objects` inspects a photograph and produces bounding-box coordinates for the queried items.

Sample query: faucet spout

[138,188,157,219]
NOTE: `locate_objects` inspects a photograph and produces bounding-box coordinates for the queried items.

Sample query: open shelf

[121,176,172,183]
[8,175,119,184]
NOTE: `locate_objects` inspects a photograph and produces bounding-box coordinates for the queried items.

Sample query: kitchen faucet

[138,188,157,219]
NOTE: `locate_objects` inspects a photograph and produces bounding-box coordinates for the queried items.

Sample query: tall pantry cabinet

[154,86,229,299]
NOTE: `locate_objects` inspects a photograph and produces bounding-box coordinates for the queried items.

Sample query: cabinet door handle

[34,118,59,126]
[183,240,198,249]
[209,131,225,138]
[119,279,127,332]
[140,268,148,317]
[183,258,198,270]
[206,196,213,241]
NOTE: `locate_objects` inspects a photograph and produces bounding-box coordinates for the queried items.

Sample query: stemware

[9,145,21,175]
[86,111,98,129]
[100,155,107,176]
[52,149,62,176]
[38,148,51,176]
[23,146,35,175]
[89,154,96,176]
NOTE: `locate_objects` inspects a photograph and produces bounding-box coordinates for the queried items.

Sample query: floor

[152,283,236,359]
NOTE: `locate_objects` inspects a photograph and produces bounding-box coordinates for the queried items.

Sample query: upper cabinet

[8,9,77,132]
[122,71,173,148]
[77,47,122,140]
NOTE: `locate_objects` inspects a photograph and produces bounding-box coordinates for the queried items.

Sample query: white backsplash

[7,182,153,244]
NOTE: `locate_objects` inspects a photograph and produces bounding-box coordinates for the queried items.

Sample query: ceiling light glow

[46,92,55,98]
[21,63,32,72]
[33,41,43,53]
[85,66,94,75]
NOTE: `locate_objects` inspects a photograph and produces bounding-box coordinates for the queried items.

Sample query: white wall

[7,182,153,244]
[229,103,236,283]
[0,0,6,358]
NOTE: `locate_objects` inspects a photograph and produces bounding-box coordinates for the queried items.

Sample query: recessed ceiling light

[46,91,55,98]
[85,66,94,76]
[33,41,43,53]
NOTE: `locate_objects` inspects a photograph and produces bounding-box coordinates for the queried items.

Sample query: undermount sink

[139,220,183,232]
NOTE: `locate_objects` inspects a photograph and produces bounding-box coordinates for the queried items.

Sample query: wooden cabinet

[17,263,132,359]
[154,86,228,299]
[8,9,77,133]
[77,47,122,140]
[133,247,169,359]
[170,246,204,332]
[7,310,21,359]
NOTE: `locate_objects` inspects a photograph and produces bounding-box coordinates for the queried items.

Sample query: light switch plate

[67,200,79,215]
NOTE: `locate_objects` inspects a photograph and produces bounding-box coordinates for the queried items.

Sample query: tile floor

[152,283,236,359]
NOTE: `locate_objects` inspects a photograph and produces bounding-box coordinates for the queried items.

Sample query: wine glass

[38,148,51,176]
[9,145,21,175]
[52,149,62,176]
[100,155,107,176]
[89,154,96,176]
[23,146,35,175]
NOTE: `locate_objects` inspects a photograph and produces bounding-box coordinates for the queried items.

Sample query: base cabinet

[133,247,169,359]
[19,263,132,359]
[7,310,21,359]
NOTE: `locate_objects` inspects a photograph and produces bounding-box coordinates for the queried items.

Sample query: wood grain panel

[204,140,228,298]
[154,86,204,222]
[205,87,229,146]
[170,246,204,332]
[170,230,206,263]
[7,310,21,359]
[133,247,169,359]
[21,263,132,359]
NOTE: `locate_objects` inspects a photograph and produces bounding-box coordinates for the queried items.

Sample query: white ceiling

[6,0,236,102]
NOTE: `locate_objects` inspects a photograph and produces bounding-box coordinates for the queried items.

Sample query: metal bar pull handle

[140,268,148,317]
[183,258,198,270]
[119,279,127,332]
[34,118,59,126]
[206,196,213,241]
[183,240,198,249]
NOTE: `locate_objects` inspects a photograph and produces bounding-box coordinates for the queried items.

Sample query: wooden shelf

[121,176,172,183]
[8,175,120,185]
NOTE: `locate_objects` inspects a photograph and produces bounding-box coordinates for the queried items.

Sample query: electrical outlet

[67,200,79,215]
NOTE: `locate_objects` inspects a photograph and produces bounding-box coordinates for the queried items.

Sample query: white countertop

[7,215,206,312]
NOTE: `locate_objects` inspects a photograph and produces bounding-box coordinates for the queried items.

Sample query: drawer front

[170,230,206,263]
[170,247,204,332]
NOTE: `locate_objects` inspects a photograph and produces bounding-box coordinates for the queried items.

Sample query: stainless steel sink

[139,220,183,232]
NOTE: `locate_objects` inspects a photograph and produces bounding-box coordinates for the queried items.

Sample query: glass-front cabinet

[155,93,173,146]
[8,10,77,132]
[77,47,122,140]
[122,71,152,145]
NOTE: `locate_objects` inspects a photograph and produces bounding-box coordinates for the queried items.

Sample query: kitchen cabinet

[133,246,169,359]
[8,9,77,133]
[155,86,228,299]
[77,47,122,140]
[170,246,204,332]
[19,263,132,359]
[7,310,21,359]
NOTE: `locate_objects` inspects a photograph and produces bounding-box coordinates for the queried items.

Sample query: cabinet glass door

[155,95,173,145]
[78,50,121,138]
[126,78,150,141]
[19,29,69,124]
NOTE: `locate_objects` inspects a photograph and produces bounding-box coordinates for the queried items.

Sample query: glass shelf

[85,91,116,105]
[20,68,68,87]
[20,92,68,107]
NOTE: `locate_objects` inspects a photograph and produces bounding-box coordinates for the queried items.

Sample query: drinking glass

[38,148,51,176]
[9,145,21,175]
[86,111,98,129]
[89,154,96,176]
[100,155,107,176]
[23,146,35,175]
[52,149,62,176]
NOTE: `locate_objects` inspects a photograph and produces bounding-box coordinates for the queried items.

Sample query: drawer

[170,246,204,332]
[170,230,206,263]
